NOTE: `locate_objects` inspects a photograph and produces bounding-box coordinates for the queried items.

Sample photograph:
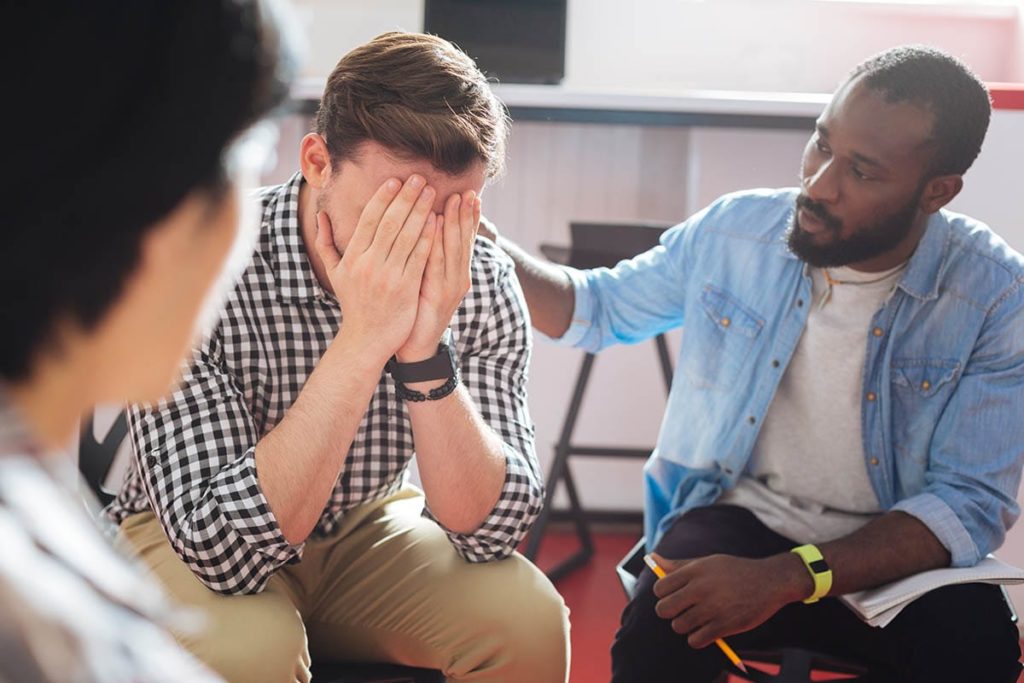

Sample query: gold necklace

[818,264,907,309]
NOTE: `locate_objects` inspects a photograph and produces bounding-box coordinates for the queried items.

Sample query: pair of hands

[649,551,808,649]
[315,175,481,365]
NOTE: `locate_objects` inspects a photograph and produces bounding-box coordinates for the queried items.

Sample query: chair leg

[545,461,594,583]
[523,353,596,579]
[654,333,674,396]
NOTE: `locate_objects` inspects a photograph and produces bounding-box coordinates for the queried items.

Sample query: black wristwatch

[386,329,460,402]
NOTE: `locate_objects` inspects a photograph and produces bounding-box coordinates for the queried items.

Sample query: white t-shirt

[718,261,905,544]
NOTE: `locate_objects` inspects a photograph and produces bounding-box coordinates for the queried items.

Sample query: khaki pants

[118,488,570,683]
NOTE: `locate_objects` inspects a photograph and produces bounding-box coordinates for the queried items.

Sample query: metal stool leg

[524,353,596,574]
[526,336,673,582]
[654,333,674,394]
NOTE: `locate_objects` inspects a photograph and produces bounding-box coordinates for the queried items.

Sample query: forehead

[820,76,936,168]
[341,140,487,213]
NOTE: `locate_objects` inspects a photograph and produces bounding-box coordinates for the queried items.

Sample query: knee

[183,591,309,683]
[493,561,570,683]
[448,556,569,683]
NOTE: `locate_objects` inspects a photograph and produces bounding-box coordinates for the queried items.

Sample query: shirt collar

[895,210,950,302]
[267,172,331,304]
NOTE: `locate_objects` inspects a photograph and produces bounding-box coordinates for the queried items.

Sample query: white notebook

[839,555,1024,628]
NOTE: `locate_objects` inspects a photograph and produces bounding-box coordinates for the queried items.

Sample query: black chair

[617,539,869,683]
[78,409,444,683]
[523,221,674,583]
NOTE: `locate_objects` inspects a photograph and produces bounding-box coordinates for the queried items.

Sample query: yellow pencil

[643,553,749,675]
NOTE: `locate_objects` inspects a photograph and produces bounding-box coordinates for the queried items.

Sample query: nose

[803,159,839,205]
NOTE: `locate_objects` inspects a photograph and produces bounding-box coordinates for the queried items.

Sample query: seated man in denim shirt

[482,46,1024,682]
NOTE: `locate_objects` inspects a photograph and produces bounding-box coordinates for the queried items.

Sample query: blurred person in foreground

[0,1,296,680]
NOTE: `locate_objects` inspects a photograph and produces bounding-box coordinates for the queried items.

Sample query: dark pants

[611,505,1021,683]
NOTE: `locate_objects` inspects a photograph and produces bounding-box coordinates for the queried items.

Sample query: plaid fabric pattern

[107,173,542,595]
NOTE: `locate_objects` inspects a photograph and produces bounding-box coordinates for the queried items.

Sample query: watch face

[810,559,830,574]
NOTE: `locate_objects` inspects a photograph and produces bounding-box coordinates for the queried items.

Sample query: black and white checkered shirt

[107,173,542,595]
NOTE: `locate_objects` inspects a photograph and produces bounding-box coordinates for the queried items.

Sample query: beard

[787,191,922,268]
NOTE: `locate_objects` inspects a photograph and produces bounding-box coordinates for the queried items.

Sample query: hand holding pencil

[644,553,749,675]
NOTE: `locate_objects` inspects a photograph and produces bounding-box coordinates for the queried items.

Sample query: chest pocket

[888,358,961,466]
[682,285,764,390]
[891,359,960,396]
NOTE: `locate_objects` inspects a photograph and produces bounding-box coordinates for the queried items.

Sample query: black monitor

[423,0,567,85]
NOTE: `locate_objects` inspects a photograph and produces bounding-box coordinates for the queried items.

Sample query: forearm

[255,329,385,544]
[405,384,506,533]
[818,510,950,594]
[493,234,576,339]
[770,511,951,602]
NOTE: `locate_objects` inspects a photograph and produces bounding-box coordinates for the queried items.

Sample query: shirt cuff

[543,266,593,348]
[429,443,542,562]
[891,492,980,567]
[211,447,305,564]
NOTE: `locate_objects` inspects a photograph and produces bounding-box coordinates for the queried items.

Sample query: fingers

[425,214,445,279]
[442,193,461,280]
[461,191,481,267]
[314,211,341,271]
[404,214,437,279]
[655,581,698,621]
[459,190,477,246]
[374,176,434,261]
[651,554,693,598]
[384,181,435,264]
[683,618,720,649]
[348,178,402,255]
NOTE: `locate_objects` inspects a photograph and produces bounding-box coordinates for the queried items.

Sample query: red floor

[530,525,1024,683]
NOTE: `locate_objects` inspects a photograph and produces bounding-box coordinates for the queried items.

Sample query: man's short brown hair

[315,32,509,178]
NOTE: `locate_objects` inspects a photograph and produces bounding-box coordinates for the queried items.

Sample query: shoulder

[942,211,1024,314]
[669,188,797,247]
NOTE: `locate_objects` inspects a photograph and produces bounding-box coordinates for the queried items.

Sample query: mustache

[795,194,842,231]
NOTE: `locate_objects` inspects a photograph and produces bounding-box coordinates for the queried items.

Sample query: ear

[299,133,333,189]
[919,174,963,214]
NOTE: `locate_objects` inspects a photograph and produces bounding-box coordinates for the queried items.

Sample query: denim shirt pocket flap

[891,359,961,398]
[700,285,765,340]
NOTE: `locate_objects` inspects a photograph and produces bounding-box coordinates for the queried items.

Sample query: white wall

[293,0,1022,89]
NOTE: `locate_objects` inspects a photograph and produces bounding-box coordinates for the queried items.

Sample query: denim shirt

[559,189,1024,567]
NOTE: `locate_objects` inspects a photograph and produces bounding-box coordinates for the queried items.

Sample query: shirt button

[870,457,880,466]
[721,317,731,328]
[872,327,884,337]
[921,380,931,391]
[772,360,780,368]
[747,416,756,425]
[866,391,876,401]
[797,299,804,308]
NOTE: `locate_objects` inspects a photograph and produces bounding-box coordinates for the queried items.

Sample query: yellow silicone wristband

[791,544,833,604]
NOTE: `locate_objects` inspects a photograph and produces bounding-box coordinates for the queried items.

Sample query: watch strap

[386,347,455,384]
[791,544,833,604]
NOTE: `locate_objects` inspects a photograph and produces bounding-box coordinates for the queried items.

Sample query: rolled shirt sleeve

[892,282,1024,567]
[128,331,302,595]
